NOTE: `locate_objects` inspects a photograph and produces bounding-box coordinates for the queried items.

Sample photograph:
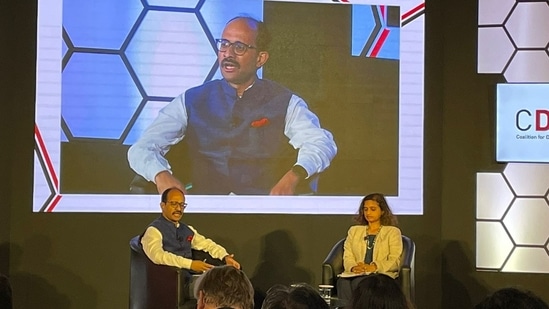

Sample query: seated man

[194,265,255,309]
[141,187,241,274]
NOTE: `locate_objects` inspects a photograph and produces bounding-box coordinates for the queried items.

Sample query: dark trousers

[191,249,225,267]
[336,276,368,304]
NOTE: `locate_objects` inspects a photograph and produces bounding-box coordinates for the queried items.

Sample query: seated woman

[351,274,412,309]
[336,193,403,304]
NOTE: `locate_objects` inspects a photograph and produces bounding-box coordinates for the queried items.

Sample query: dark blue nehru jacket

[149,216,194,258]
[184,79,295,194]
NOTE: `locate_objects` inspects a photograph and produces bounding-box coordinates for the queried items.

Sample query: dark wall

[0,0,13,276]
[3,1,546,309]
[439,0,549,308]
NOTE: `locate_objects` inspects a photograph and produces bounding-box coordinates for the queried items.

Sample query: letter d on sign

[536,110,549,131]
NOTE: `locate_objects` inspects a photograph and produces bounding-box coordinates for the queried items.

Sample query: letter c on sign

[516,109,531,131]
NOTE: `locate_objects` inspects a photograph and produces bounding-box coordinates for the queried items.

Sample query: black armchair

[321,234,415,304]
[129,235,199,309]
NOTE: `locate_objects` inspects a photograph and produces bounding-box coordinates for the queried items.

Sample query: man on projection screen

[128,16,337,195]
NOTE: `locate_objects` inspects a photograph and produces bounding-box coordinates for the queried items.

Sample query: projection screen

[33,0,425,214]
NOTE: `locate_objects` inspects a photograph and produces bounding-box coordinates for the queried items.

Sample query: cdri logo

[515,109,549,131]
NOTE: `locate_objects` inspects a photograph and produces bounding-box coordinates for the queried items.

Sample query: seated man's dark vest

[148,216,194,258]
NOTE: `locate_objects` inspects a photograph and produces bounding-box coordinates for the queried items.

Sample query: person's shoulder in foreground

[474,287,549,309]
[194,265,255,309]
[0,273,13,309]
[351,274,413,309]
[261,283,329,309]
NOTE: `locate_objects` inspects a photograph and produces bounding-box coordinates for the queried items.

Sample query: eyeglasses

[167,201,187,209]
[216,38,256,56]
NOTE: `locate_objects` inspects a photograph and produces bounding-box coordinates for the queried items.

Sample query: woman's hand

[352,262,377,273]
[364,263,378,273]
[352,262,367,273]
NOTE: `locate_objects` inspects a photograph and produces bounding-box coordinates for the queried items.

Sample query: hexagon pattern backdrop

[477,0,549,273]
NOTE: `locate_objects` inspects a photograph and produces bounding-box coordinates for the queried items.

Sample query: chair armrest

[322,263,335,286]
[321,238,345,286]
[398,266,413,303]
[129,235,196,309]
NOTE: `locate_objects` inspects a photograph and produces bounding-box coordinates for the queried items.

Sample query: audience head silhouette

[351,274,411,309]
[261,283,329,309]
[0,274,12,309]
[474,287,549,309]
[194,265,255,309]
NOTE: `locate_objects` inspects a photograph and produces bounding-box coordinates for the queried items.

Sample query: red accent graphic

[371,29,390,58]
[35,123,62,212]
[35,124,59,189]
[45,194,62,212]
[402,2,425,20]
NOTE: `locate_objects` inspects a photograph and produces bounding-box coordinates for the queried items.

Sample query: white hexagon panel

[476,173,514,220]
[505,2,549,48]
[478,0,515,25]
[502,198,549,245]
[503,163,549,196]
[504,50,549,82]
[477,0,549,274]
[502,247,549,273]
[477,168,549,272]
[476,221,514,269]
[477,27,514,73]
[478,0,549,83]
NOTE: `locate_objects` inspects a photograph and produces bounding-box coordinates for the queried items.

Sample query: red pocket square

[251,117,269,128]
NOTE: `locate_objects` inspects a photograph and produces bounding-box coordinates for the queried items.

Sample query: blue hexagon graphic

[126,10,216,97]
[63,0,143,49]
[146,0,199,8]
[200,0,263,42]
[124,100,169,145]
[62,53,142,139]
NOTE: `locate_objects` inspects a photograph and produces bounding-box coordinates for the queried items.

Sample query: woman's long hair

[354,193,398,226]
